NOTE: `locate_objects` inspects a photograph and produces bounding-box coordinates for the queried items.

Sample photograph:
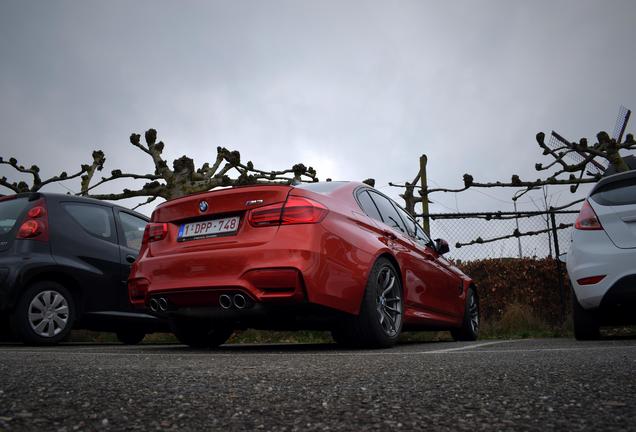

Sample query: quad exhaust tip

[158,297,168,312]
[149,298,159,312]
[233,294,247,309]
[219,294,232,309]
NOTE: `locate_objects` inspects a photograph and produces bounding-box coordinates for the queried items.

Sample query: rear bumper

[129,224,373,316]
[567,230,636,309]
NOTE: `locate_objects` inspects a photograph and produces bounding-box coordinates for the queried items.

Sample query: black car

[0,192,167,345]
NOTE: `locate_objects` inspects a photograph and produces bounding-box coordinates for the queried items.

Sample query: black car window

[0,197,29,238]
[63,203,116,243]
[356,190,383,223]
[119,212,147,251]
[591,177,636,206]
[367,191,409,235]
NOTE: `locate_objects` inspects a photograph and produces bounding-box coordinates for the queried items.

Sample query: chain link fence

[424,210,579,263]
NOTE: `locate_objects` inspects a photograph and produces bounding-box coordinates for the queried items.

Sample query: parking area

[0,338,635,431]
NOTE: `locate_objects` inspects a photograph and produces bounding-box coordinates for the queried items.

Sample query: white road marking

[2,340,636,358]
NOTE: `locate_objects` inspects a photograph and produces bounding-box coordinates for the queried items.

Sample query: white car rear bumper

[566,229,636,309]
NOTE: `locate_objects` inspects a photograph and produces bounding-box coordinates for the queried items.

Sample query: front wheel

[451,287,479,341]
[10,281,76,345]
[171,319,234,349]
[333,258,403,348]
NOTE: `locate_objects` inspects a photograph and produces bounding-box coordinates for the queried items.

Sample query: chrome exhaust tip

[233,293,247,310]
[149,298,159,312]
[219,294,232,309]
[158,297,168,312]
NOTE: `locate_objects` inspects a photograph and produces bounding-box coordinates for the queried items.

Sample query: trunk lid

[589,174,636,249]
[148,185,293,256]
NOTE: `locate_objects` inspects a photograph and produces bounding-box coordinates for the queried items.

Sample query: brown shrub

[457,258,570,325]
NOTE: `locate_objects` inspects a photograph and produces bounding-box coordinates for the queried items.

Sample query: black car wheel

[451,287,479,341]
[171,319,234,349]
[333,257,403,348]
[572,290,600,340]
[10,281,76,345]
[116,330,146,345]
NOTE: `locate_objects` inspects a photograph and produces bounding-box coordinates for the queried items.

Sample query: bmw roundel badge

[199,200,208,213]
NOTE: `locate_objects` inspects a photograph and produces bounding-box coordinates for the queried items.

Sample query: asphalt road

[0,338,635,431]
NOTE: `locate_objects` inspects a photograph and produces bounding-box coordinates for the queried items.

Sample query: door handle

[126,254,137,264]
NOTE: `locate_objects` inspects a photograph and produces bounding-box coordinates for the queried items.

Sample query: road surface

[0,338,635,431]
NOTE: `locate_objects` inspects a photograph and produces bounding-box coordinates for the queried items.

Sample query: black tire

[334,257,403,349]
[171,319,234,349]
[451,287,479,341]
[116,331,146,345]
[10,281,76,346]
[572,291,600,340]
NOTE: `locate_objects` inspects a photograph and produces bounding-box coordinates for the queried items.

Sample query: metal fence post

[550,211,566,321]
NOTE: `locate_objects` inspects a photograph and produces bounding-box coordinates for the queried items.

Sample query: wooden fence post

[419,154,430,236]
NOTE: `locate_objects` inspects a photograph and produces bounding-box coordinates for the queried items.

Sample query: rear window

[592,177,636,206]
[0,197,29,238]
[294,182,347,194]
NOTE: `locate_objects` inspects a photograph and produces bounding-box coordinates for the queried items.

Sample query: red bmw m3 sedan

[129,181,479,348]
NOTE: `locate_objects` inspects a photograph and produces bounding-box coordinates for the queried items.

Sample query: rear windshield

[591,177,636,206]
[0,197,29,238]
[294,182,347,194]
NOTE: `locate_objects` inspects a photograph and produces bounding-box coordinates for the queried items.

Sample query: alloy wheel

[375,266,402,337]
[469,292,479,334]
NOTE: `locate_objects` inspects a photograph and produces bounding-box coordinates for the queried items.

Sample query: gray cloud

[1,0,635,216]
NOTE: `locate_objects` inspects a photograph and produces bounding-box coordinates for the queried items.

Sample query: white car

[567,170,636,340]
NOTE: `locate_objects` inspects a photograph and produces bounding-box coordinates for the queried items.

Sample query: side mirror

[434,238,450,255]
[558,252,567,263]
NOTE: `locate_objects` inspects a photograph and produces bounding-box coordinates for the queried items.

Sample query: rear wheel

[10,281,76,345]
[572,291,600,340]
[333,258,403,348]
[116,331,146,345]
[451,287,479,341]
[171,319,234,349]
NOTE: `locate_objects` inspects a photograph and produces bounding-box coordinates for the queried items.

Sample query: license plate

[177,216,240,241]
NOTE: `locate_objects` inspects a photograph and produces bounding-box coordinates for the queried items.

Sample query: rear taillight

[17,220,43,238]
[248,196,328,227]
[141,223,168,245]
[575,200,602,230]
[16,199,49,241]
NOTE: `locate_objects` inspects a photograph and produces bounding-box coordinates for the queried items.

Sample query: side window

[394,205,417,237]
[356,190,383,222]
[63,203,116,243]
[414,224,432,247]
[368,191,409,235]
[119,212,147,251]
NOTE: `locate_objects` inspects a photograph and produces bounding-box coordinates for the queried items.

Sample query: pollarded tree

[0,129,319,209]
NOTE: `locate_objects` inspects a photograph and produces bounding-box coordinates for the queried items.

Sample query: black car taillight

[16,199,49,241]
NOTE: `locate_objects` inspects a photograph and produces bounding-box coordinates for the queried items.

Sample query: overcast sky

[1,0,635,217]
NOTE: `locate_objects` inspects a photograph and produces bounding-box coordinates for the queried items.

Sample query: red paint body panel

[129,182,474,329]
